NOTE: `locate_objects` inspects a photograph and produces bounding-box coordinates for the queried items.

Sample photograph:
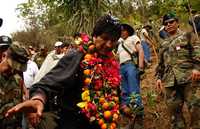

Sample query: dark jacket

[30,50,99,129]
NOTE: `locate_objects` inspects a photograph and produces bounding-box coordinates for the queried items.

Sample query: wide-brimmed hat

[7,44,29,72]
[121,24,135,36]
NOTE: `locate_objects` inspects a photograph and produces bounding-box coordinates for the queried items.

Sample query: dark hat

[0,18,2,27]
[0,35,12,47]
[121,24,135,36]
[189,15,200,33]
[7,43,29,72]
[163,12,178,25]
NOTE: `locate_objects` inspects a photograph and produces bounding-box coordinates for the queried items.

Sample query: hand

[5,99,44,119]
[156,79,164,94]
[28,113,41,127]
[191,69,200,81]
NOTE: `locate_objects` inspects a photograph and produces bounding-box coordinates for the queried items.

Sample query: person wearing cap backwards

[0,35,12,63]
[0,43,29,129]
[5,15,122,129]
[156,13,200,129]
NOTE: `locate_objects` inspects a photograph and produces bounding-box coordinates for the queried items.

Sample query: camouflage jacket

[156,32,200,87]
[0,74,23,119]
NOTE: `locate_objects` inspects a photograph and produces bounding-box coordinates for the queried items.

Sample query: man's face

[93,33,117,55]
[0,52,12,73]
[164,19,179,35]
[55,46,62,54]
[121,30,129,40]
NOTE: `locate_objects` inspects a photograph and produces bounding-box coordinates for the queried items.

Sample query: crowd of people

[0,12,200,129]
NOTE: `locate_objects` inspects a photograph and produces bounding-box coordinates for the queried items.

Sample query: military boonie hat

[7,44,29,72]
[163,12,178,25]
[0,35,12,47]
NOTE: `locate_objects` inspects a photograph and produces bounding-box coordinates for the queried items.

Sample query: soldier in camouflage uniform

[156,13,200,129]
[0,43,29,129]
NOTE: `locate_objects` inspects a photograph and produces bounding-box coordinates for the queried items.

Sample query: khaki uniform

[156,32,200,129]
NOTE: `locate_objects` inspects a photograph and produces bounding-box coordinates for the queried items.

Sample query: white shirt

[117,35,141,64]
[140,28,149,41]
[23,60,39,88]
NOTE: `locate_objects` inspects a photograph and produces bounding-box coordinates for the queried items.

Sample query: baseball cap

[163,12,178,25]
[54,41,63,47]
[0,35,12,47]
[7,44,29,72]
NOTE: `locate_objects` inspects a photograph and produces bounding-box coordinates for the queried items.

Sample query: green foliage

[14,0,200,47]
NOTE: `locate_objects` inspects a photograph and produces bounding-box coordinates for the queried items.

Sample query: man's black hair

[73,32,81,38]
[121,24,135,36]
[92,15,121,41]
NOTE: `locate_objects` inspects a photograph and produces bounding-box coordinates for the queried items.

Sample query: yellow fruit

[104,111,112,119]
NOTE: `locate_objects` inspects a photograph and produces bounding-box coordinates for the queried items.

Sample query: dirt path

[141,61,169,129]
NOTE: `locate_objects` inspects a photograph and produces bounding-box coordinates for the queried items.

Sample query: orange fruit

[104,111,112,119]
[110,122,117,129]
[84,78,91,85]
[101,123,107,129]
[98,119,104,126]
[99,97,105,104]
[102,102,109,110]
[84,54,92,60]
[88,44,95,51]
[83,69,91,75]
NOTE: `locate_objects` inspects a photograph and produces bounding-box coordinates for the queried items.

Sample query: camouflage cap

[7,44,29,72]
[0,35,12,47]
[163,12,178,25]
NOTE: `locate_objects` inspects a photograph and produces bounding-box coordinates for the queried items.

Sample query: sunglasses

[164,20,175,26]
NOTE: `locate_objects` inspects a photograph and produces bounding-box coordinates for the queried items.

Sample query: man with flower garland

[5,15,122,129]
